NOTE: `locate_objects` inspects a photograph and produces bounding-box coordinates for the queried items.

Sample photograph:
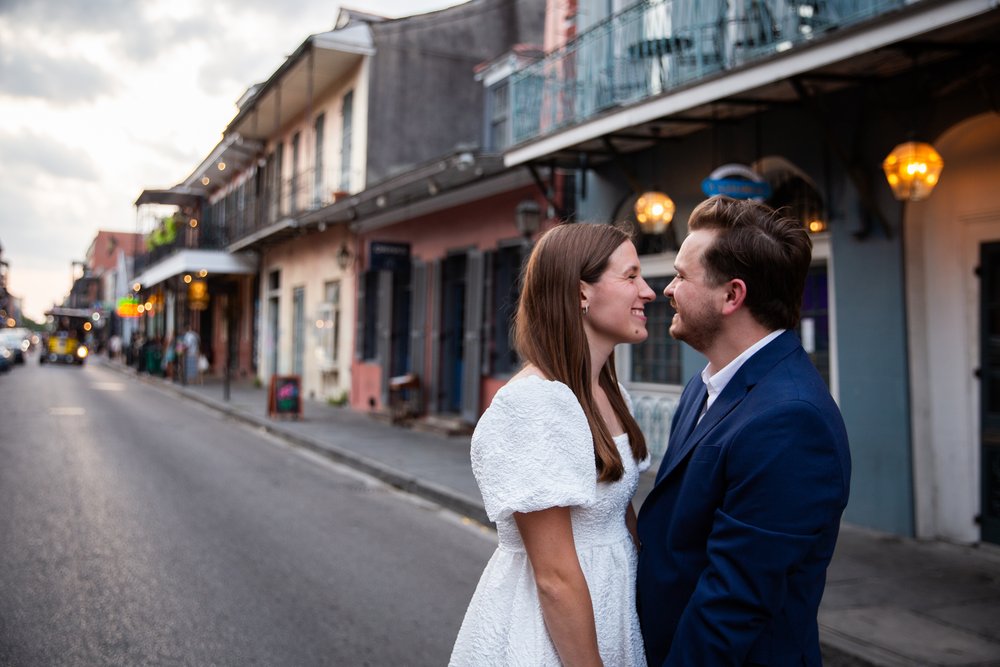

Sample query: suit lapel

[655,382,706,484]
[652,331,801,487]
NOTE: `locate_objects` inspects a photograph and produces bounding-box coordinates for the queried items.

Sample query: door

[268,296,279,376]
[292,286,304,377]
[980,242,1000,544]
[439,253,467,414]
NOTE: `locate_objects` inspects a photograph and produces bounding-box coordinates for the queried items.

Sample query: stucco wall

[259,226,355,401]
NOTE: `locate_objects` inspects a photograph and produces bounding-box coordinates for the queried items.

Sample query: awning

[133,250,257,290]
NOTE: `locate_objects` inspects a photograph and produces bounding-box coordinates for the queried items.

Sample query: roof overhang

[504,0,1000,167]
[225,25,374,142]
[133,250,258,289]
[134,187,204,209]
[182,134,265,191]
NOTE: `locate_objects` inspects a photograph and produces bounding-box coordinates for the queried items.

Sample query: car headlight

[77,346,89,359]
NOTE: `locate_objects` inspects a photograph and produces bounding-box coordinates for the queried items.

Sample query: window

[273,142,284,216]
[340,90,354,191]
[487,81,510,151]
[314,113,325,206]
[799,264,830,386]
[630,275,682,384]
[317,280,341,367]
[291,132,301,212]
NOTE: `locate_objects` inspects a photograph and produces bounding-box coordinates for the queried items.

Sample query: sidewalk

[104,360,1000,666]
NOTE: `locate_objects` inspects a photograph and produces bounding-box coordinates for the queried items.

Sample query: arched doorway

[906,113,1000,544]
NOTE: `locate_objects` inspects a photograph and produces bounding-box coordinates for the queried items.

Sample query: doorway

[439,254,467,414]
[980,242,1000,544]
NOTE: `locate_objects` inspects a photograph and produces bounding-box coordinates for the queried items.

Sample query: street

[0,355,494,666]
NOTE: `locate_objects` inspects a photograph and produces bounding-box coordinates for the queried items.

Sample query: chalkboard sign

[268,374,302,419]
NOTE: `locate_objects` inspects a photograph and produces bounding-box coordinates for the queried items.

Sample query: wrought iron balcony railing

[509,0,914,145]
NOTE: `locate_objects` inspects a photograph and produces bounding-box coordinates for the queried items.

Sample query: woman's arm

[514,507,604,667]
[625,502,640,551]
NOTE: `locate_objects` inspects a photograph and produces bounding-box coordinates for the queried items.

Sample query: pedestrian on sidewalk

[450,222,655,666]
[636,196,852,666]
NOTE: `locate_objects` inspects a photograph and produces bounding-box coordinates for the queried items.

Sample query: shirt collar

[701,329,785,406]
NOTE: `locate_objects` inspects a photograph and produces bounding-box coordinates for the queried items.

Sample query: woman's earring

[582,305,589,316]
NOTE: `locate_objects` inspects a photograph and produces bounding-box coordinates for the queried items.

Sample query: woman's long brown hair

[513,223,648,482]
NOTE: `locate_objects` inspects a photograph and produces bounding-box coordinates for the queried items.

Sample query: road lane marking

[91,382,126,391]
[48,407,86,416]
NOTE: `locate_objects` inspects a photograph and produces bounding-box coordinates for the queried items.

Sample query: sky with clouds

[0,0,464,321]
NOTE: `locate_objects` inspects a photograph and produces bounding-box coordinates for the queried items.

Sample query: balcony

[219,165,356,251]
[508,0,920,148]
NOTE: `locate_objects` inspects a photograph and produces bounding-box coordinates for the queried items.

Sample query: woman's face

[581,240,656,351]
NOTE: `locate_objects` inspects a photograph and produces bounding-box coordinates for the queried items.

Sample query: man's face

[664,229,726,352]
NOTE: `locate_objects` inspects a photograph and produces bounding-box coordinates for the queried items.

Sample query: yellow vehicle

[40,307,91,366]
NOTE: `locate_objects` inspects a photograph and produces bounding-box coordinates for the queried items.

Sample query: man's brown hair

[688,196,813,331]
[514,223,647,482]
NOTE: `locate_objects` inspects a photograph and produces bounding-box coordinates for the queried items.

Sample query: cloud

[0,130,99,181]
[0,0,146,35]
[0,47,118,104]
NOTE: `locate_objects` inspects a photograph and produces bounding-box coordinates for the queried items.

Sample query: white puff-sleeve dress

[449,375,649,666]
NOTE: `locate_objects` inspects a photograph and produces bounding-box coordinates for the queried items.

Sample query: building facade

[498,0,1000,544]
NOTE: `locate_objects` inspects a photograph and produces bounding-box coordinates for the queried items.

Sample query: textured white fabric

[450,376,649,666]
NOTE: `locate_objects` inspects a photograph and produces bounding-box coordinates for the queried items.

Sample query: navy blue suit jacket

[637,331,850,666]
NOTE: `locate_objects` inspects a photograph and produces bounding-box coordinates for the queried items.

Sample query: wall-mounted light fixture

[515,199,542,238]
[201,177,210,186]
[634,191,676,234]
[337,243,353,270]
[882,141,943,202]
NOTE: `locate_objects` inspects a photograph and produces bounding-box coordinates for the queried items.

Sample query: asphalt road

[0,353,494,666]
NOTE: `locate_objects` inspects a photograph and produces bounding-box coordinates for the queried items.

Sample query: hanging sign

[368,241,411,272]
[117,296,140,318]
[701,163,771,200]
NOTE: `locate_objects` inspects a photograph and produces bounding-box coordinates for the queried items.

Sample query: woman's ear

[579,280,592,312]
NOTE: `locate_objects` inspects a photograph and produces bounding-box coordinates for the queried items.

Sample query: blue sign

[701,177,772,199]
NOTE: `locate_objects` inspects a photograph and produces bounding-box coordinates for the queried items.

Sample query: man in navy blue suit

[637,196,851,666]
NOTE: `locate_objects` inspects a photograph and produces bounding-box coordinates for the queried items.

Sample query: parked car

[0,331,27,364]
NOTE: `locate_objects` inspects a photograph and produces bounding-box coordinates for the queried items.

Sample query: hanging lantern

[634,191,676,234]
[882,141,944,202]
[188,279,209,311]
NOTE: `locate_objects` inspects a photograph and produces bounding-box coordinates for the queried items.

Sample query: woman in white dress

[450,223,655,666]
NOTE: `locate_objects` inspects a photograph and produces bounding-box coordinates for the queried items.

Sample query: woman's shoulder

[491,369,580,411]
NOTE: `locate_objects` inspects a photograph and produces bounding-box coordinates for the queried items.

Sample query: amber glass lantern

[882,141,944,202]
[634,191,676,234]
